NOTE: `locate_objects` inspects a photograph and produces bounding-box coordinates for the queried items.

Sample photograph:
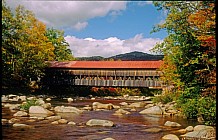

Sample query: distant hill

[76,51,164,61]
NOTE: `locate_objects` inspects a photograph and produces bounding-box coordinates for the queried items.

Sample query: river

[2,96,200,140]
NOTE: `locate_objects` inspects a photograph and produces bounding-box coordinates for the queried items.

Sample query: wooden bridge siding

[74,79,162,87]
[44,68,163,87]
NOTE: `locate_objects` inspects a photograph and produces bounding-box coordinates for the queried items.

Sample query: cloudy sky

[6,1,167,57]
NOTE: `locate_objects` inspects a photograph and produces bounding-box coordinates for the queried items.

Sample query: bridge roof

[48,61,163,69]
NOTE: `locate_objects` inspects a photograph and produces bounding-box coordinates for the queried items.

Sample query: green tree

[45,28,75,61]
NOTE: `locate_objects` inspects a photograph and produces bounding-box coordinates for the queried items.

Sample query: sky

[5,1,167,58]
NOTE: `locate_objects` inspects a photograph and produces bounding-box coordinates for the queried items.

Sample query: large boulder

[29,106,54,117]
[194,125,214,131]
[13,111,28,117]
[161,134,179,140]
[86,119,114,127]
[181,126,215,140]
[92,102,114,110]
[139,106,163,115]
[185,126,194,132]
[164,121,181,127]
[54,106,83,114]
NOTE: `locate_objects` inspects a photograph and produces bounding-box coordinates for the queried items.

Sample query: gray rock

[36,98,45,105]
[58,119,68,124]
[29,106,54,117]
[13,123,34,129]
[92,102,114,110]
[185,126,194,132]
[45,116,62,121]
[67,98,74,103]
[86,119,114,127]
[161,134,179,140]
[164,121,181,127]
[51,121,59,124]
[139,105,163,115]
[194,125,214,131]
[128,101,146,108]
[68,121,76,125]
[113,108,130,116]
[54,106,83,114]
[19,96,26,101]
[13,111,28,117]
[41,103,51,109]
[181,128,216,139]
[102,138,115,140]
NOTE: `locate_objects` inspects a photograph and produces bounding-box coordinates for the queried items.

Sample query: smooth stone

[67,98,74,103]
[194,125,214,131]
[164,121,181,127]
[139,105,163,115]
[13,123,34,129]
[86,119,114,127]
[13,111,28,117]
[185,126,194,132]
[58,119,68,124]
[29,106,54,117]
[45,116,62,121]
[51,121,59,124]
[54,106,83,114]
[68,121,76,125]
[46,98,51,101]
[162,134,179,140]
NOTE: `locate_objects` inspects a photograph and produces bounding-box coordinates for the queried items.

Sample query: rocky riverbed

[2,94,216,140]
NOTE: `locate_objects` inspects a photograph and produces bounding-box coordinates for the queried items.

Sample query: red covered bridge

[44,61,164,88]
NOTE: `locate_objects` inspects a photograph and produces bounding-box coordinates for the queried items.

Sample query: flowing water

[2,97,200,140]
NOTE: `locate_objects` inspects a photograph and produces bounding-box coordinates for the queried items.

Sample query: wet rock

[13,123,34,129]
[194,125,214,131]
[86,119,114,127]
[51,121,59,124]
[67,98,74,103]
[13,111,28,117]
[176,129,187,134]
[68,121,76,125]
[128,101,146,108]
[113,108,130,116]
[41,103,51,109]
[164,121,181,127]
[45,116,62,121]
[2,95,8,102]
[139,105,163,115]
[144,103,154,109]
[119,102,128,106]
[92,102,114,110]
[181,126,216,140]
[161,134,179,140]
[82,106,93,111]
[143,127,162,133]
[19,96,26,101]
[29,106,54,117]
[8,118,20,124]
[4,103,20,110]
[54,106,83,114]
[46,98,51,101]
[36,98,45,105]
[58,119,68,124]
[185,126,194,132]
[102,138,115,140]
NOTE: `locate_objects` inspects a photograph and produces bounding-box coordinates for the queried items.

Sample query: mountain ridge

[76,51,164,61]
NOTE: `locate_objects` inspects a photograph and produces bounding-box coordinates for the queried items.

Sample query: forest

[2,1,216,125]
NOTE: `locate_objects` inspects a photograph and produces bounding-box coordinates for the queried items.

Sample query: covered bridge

[43,61,164,88]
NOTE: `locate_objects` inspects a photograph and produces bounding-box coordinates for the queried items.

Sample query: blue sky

[6,1,167,57]
[66,2,167,40]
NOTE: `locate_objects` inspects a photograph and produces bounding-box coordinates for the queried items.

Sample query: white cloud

[5,0,127,30]
[65,34,163,57]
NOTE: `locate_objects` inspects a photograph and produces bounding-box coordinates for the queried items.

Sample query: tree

[45,28,75,61]
[151,1,216,124]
